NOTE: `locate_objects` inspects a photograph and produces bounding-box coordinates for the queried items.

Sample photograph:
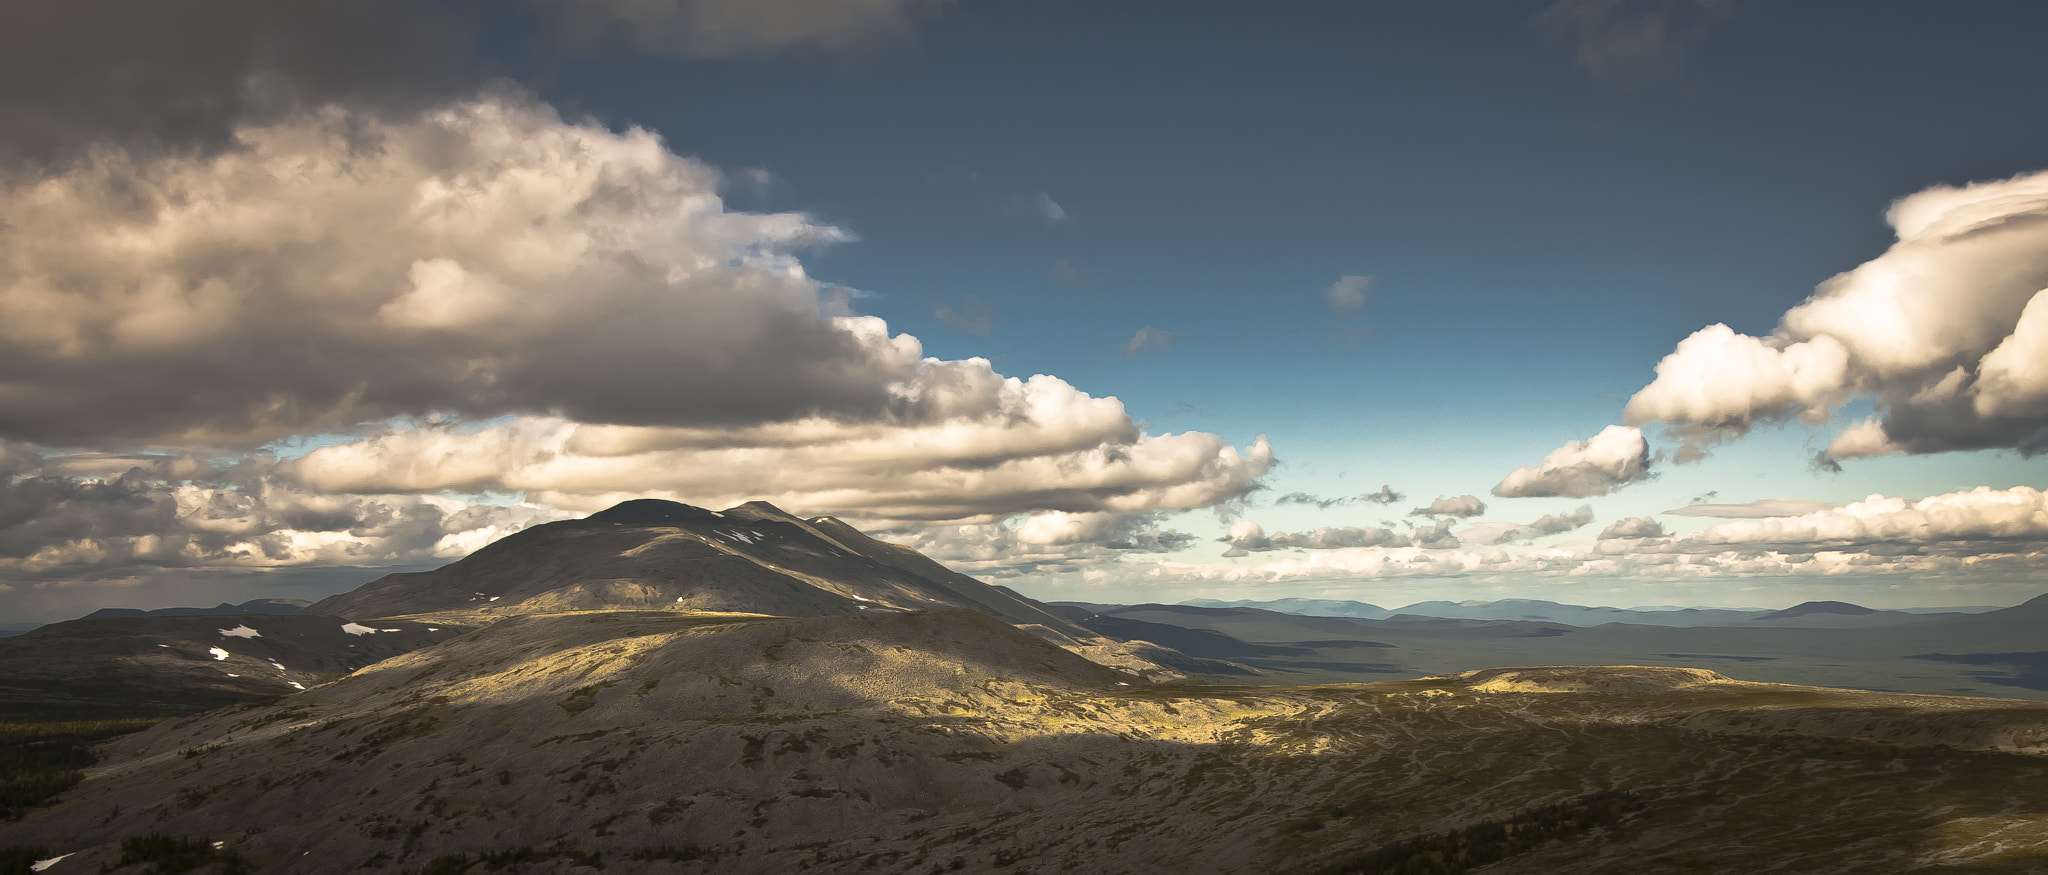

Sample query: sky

[2,0,2046,622]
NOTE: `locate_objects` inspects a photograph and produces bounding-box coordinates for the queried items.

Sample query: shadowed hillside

[10,501,2048,873]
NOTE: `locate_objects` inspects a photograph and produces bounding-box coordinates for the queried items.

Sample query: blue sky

[1,0,2045,620]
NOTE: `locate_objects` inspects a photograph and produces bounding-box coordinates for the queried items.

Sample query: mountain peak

[587,498,723,526]
[723,500,801,522]
[1757,600,1877,620]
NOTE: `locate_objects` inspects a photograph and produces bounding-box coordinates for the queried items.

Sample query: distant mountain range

[6,498,2048,873]
[0,599,311,639]
[1174,596,2000,628]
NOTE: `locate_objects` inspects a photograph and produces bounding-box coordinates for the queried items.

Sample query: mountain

[1758,600,1876,619]
[308,500,1087,635]
[78,598,310,621]
[0,500,1190,717]
[8,614,2048,873]
[1178,597,1395,619]
[1086,599,2048,698]
[9,499,2048,872]
[1178,596,1982,629]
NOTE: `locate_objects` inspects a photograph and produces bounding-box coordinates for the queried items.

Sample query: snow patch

[208,647,229,661]
[269,660,286,672]
[852,594,871,602]
[379,628,401,633]
[426,627,438,632]
[341,622,376,635]
[31,852,71,871]
[488,596,500,602]
[219,625,261,638]
[288,681,306,690]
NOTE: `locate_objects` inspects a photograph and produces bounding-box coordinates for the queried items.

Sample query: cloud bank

[0,92,932,447]
[1623,168,2048,461]
[0,83,1275,608]
[1163,485,2048,588]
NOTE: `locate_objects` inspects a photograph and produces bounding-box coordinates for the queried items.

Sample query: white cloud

[1221,519,1418,557]
[1155,486,2048,588]
[1674,486,2048,551]
[1274,486,1404,510]
[0,89,1282,607]
[1319,274,1372,313]
[1476,505,1594,545]
[1623,168,2048,461]
[1410,495,1487,518]
[0,91,936,448]
[1493,425,1651,498]
[0,441,568,581]
[1664,498,1841,519]
[892,511,1195,577]
[1598,516,1665,540]
[284,374,1274,526]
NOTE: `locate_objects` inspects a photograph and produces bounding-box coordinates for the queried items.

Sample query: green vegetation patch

[0,715,163,821]
[1311,790,1643,875]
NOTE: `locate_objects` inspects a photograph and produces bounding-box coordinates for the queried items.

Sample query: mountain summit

[307,499,1084,634]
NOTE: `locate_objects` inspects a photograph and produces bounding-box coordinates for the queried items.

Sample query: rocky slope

[12,501,2048,873]
[306,500,1086,634]
[8,610,2048,873]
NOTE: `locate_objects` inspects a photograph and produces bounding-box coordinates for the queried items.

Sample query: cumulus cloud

[1534,0,1737,92]
[1274,485,1403,510]
[284,374,1275,526]
[0,79,1285,613]
[1622,168,2048,462]
[1273,525,1410,551]
[1493,425,1651,498]
[1120,326,1186,357]
[896,510,1196,577]
[1221,520,1416,557]
[1664,498,1840,519]
[1463,505,1594,546]
[1319,275,1372,313]
[0,91,949,448]
[551,0,952,58]
[1598,516,1665,540]
[1411,495,1487,518]
[1359,485,1404,505]
[1150,485,2048,588]
[0,441,565,582]
[1673,486,2048,551]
